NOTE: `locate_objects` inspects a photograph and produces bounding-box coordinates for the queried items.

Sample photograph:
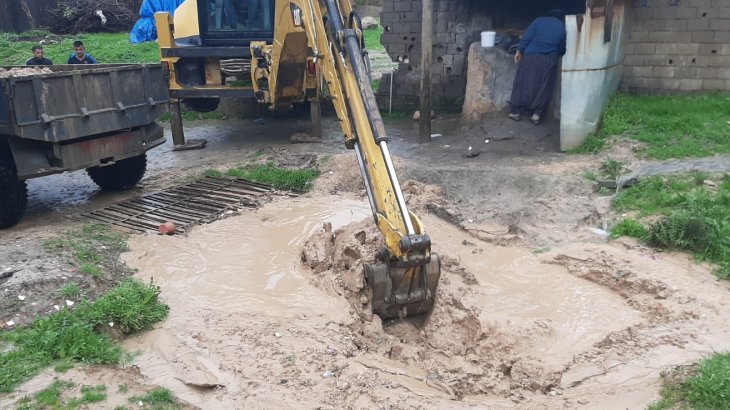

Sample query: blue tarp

[130,0,186,43]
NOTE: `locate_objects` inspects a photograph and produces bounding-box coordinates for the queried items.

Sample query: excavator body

[155,0,440,319]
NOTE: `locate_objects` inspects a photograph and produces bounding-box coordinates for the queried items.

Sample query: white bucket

[481,31,496,48]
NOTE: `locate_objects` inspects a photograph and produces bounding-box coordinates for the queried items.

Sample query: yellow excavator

[155,0,440,319]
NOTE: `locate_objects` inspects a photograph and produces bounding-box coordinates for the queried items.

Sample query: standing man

[67,41,97,65]
[508,9,566,125]
[26,45,53,66]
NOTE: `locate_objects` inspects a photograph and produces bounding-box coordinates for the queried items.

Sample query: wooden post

[419,0,433,143]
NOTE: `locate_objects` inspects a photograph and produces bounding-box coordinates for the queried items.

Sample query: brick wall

[378,0,490,110]
[621,0,730,93]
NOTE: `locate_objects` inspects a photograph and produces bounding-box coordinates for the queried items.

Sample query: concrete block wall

[378,0,490,110]
[621,0,730,93]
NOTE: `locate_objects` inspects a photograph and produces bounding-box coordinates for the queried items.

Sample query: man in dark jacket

[509,9,566,125]
[26,45,53,66]
[67,41,97,65]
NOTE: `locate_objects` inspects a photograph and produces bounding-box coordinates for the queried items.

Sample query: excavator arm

[250,0,440,319]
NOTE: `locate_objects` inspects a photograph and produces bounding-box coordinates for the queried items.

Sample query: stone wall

[621,0,730,93]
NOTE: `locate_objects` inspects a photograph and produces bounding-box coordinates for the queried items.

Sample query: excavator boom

[155,0,440,319]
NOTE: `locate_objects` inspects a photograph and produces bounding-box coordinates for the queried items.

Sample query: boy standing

[26,45,53,66]
[67,41,97,65]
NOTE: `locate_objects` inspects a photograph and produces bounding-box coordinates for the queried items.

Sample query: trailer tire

[87,154,147,191]
[0,146,27,229]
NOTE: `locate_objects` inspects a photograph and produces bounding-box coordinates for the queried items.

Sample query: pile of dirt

[0,67,53,78]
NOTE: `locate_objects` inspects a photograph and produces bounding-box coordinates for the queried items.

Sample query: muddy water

[425,216,642,365]
[120,195,660,408]
[124,197,371,320]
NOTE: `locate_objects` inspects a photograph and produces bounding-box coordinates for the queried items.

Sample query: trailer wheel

[0,146,27,229]
[87,154,147,191]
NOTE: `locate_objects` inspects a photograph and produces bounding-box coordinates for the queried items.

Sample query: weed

[80,263,102,278]
[0,280,168,393]
[57,283,82,299]
[599,158,626,181]
[583,171,598,182]
[225,163,319,192]
[118,384,129,393]
[204,169,224,178]
[130,388,179,409]
[69,384,108,406]
[16,379,75,409]
[610,219,648,240]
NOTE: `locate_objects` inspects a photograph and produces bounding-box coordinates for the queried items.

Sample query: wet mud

[112,185,730,408]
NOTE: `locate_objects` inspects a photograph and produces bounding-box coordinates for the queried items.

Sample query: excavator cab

[199,0,275,44]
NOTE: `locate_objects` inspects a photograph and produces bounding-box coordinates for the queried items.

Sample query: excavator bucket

[365,254,441,319]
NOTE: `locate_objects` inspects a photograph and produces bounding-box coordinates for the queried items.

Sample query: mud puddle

[119,191,704,409]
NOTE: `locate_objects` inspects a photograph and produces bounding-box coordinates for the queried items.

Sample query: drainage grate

[70,176,282,234]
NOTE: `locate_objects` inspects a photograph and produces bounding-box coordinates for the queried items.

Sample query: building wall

[621,0,730,93]
[378,0,490,110]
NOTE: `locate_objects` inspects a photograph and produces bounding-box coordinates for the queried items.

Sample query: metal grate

[69,176,282,234]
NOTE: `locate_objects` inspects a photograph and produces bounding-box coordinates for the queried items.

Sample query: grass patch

[53,360,74,373]
[57,283,82,300]
[224,163,319,192]
[599,158,627,181]
[158,110,227,122]
[568,132,605,154]
[363,27,385,53]
[130,388,179,409]
[583,171,598,182]
[80,263,102,278]
[612,174,730,279]
[204,169,224,178]
[16,380,108,409]
[0,280,168,393]
[572,93,730,159]
[648,353,730,410]
[0,31,159,66]
[44,224,128,279]
[610,219,648,240]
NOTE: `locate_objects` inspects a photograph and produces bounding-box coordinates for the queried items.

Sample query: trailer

[0,64,169,228]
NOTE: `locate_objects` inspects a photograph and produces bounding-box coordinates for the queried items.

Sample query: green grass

[648,353,730,410]
[130,388,179,409]
[158,110,227,122]
[0,31,160,66]
[53,360,74,373]
[568,133,606,154]
[572,93,730,159]
[57,283,82,299]
[0,280,168,393]
[583,171,598,182]
[612,174,730,279]
[16,380,108,409]
[610,219,648,240]
[44,224,128,279]
[363,27,385,53]
[600,158,627,181]
[80,263,102,278]
[223,163,320,192]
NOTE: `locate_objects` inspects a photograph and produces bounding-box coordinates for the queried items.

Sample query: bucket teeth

[365,253,441,319]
